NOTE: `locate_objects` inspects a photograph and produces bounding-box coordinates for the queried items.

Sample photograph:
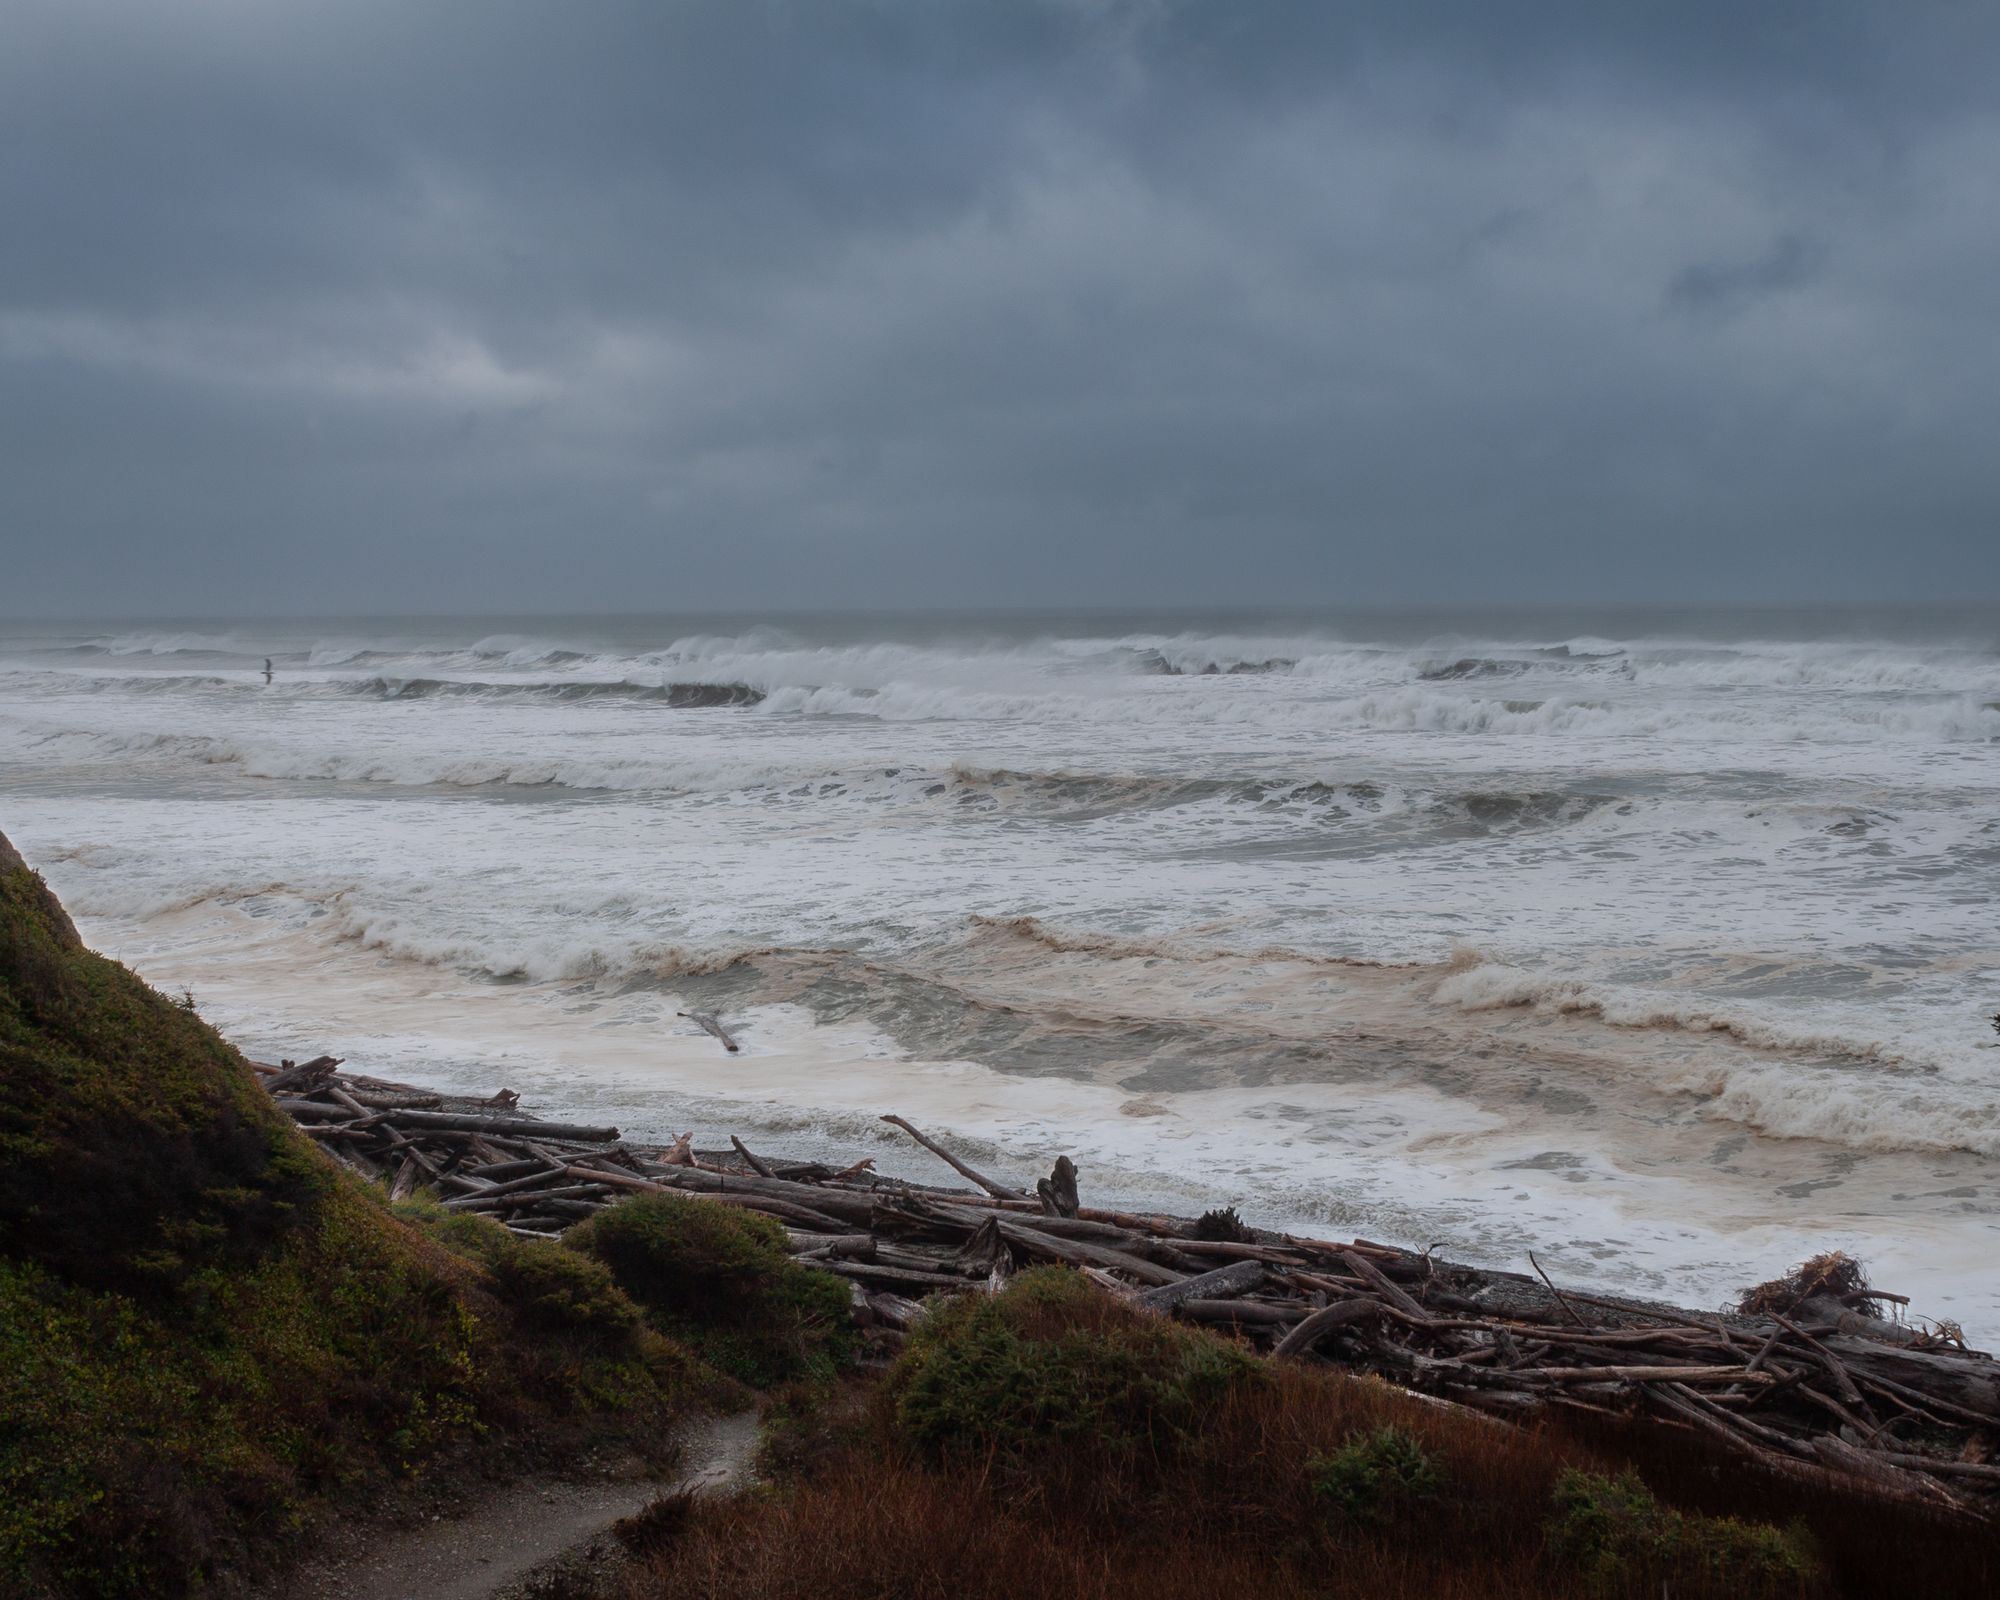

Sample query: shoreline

[257,1049,2000,1518]
[51,872,1994,1341]
[172,938,1997,1341]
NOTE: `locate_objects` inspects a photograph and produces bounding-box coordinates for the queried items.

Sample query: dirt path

[271,1411,759,1600]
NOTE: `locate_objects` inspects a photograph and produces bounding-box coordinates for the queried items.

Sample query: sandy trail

[269,1410,759,1600]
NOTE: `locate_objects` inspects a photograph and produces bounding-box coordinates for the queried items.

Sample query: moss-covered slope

[0,831,696,1598]
[0,834,324,1292]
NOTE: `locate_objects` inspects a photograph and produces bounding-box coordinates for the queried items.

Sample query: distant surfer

[262,658,273,686]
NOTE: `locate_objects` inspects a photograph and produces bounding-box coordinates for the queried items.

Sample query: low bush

[567,1194,852,1386]
[396,1203,640,1346]
[889,1265,1260,1469]
[1309,1425,1445,1529]
[1546,1469,1818,1597]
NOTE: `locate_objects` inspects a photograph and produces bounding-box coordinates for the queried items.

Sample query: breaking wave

[353,676,765,708]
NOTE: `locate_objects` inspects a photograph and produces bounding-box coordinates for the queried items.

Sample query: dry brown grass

[622,1455,1591,1600]
[617,1269,2000,1600]
[627,1363,2000,1598]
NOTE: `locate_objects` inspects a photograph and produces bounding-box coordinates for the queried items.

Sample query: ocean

[2,607,1997,1331]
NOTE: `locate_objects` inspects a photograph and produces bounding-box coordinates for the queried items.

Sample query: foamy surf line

[46,875,2000,1161]
[220,1000,2000,1345]
[71,898,2000,1345]
[6,607,1998,1339]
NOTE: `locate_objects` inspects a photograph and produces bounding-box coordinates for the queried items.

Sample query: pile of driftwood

[261,1056,2000,1518]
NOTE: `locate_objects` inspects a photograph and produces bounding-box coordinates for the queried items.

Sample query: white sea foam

[4,610,1999,1331]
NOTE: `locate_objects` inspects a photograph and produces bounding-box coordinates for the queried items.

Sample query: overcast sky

[3,1,1997,614]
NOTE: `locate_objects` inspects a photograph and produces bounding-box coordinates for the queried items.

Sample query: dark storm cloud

[2,0,1996,612]
[1667,234,1828,316]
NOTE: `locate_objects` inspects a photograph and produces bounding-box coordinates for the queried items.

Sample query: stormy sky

[3,1,1997,614]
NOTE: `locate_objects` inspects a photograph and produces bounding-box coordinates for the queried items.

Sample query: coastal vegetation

[0,833,736,1597]
[6,829,2000,1598]
[622,1268,1990,1600]
[566,1194,853,1388]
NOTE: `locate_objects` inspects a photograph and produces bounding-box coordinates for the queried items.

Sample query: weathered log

[267,1055,343,1093]
[344,1087,444,1111]
[678,1010,741,1053]
[1273,1300,1383,1359]
[465,1156,561,1182]
[867,1293,927,1332]
[322,1084,371,1120]
[1340,1249,1432,1321]
[378,1109,621,1142]
[994,1218,1183,1287]
[1859,1451,2000,1483]
[1810,1436,1974,1514]
[324,1143,382,1182]
[1530,1365,1775,1385]
[821,1259,969,1289]
[296,1124,374,1143]
[880,1114,1031,1202]
[436,1162,572,1208]
[1825,1336,2000,1416]
[730,1136,777,1178]
[277,1098,362,1123]
[954,1216,1013,1277]
[566,1165,668,1194]
[1175,1239,1312,1265]
[1177,1299,1303,1327]
[714,1193,857,1231]
[1136,1258,1266,1314]
[630,1165,886,1226]
[1036,1156,1080,1218]
[785,1231,877,1257]
[448,1183,612,1212]
[535,1198,609,1219]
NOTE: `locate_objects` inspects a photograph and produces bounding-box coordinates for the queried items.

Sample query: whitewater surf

[2,606,1996,1333]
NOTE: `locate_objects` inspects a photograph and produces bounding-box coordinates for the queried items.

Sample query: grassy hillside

[632,1266,2000,1600]
[0,832,703,1597]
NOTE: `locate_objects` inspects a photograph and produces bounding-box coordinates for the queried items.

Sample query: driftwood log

[258,1059,2000,1519]
[1037,1155,1080,1218]
[678,1011,740,1053]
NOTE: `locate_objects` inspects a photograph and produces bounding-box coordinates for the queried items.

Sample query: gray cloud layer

[3,0,1996,612]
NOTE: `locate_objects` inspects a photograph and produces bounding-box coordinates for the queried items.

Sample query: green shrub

[888,1267,1260,1467]
[490,1237,642,1342]
[1547,1468,1819,1596]
[395,1203,640,1345]
[1309,1425,1445,1528]
[566,1194,852,1387]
